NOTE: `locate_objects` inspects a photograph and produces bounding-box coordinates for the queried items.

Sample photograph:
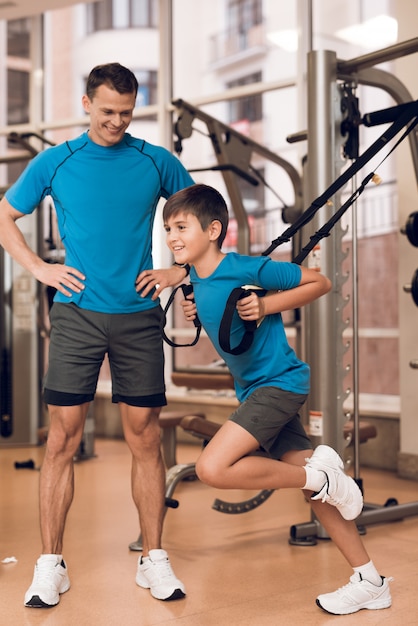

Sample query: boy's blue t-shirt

[190,253,310,401]
[6,131,194,313]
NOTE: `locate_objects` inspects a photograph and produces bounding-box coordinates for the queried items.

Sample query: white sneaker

[136,549,185,601]
[306,445,363,520]
[316,573,393,615]
[24,554,70,608]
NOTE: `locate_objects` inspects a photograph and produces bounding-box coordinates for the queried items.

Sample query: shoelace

[33,561,59,586]
[321,494,347,506]
[149,558,175,581]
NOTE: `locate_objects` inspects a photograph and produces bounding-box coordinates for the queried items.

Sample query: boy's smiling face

[164,210,222,270]
[164,211,207,267]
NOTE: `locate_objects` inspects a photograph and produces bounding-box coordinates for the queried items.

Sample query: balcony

[210,21,267,67]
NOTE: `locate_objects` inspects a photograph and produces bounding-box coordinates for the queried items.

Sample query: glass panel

[135,70,157,106]
[227,72,262,123]
[130,0,158,27]
[86,0,113,33]
[7,18,30,58]
[7,69,29,124]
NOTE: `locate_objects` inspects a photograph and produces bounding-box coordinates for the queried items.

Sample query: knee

[125,416,162,459]
[195,456,221,487]
[45,426,81,459]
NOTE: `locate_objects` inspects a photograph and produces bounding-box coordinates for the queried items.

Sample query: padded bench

[179,414,377,447]
[159,410,206,468]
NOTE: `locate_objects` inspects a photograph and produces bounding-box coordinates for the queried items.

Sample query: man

[0,62,194,607]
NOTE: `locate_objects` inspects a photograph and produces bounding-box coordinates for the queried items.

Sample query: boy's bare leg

[195,421,309,490]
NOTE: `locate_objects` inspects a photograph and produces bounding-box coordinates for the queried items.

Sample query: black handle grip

[180,284,201,327]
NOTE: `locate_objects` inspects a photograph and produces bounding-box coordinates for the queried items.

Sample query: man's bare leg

[25,402,88,608]
[40,403,89,553]
[120,403,185,600]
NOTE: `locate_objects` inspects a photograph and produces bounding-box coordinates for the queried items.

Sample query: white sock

[354,560,382,586]
[303,466,327,492]
[39,554,62,560]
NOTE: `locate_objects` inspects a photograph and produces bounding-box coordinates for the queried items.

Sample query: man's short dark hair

[86,63,138,100]
[163,184,229,249]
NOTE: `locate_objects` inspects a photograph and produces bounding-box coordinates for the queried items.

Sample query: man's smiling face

[82,84,136,147]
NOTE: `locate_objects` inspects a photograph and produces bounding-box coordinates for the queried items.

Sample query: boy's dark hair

[163,184,229,248]
[86,63,138,100]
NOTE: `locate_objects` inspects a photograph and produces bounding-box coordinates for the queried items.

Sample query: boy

[160,183,392,616]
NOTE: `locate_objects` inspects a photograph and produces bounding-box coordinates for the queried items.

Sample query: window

[228,0,263,34]
[135,70,158,108]
[7,18,30,58]
[236,167,265,216]
[227,72,262,123]
[7,69,30,184]
[87,0,158,33]
[7,69,29,125]
[87,0,112,33]
[131,0,158,27]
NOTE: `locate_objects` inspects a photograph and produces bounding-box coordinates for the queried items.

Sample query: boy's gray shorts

[229,386,312,460]
[43,303,166,407]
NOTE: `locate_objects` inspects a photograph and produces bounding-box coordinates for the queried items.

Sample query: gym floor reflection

[1,438,417,625]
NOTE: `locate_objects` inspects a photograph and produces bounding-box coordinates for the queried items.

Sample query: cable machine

[168,38,418,542]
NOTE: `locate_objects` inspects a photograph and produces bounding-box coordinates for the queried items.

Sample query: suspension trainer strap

[293,114,418,264]
[292,172,375,265]
[161,283,201,348]
[218,288,258,355]
[262,100,418,257]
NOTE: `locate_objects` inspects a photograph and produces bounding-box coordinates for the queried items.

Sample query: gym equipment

[286,45,418,543]
[401,211,418,247]
[403,268,418,306]
[0,198,40,445]
[162,40,418,548]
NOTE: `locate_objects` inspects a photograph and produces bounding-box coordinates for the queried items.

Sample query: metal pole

[305,49,347,455]
[338,37,418,74]
[158,0,173,151]
[350,179,361,480]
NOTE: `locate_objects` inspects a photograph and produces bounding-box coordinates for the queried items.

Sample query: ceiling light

[336,15,398,49]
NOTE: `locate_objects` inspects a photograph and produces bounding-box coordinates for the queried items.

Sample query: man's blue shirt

[6,131,194,313]
[190,253,310,401]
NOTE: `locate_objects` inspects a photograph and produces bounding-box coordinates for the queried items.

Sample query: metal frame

[172,98,304,254]
[290,39,418,544]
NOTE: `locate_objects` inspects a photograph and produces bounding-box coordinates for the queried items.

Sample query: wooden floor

[1,438,417,626]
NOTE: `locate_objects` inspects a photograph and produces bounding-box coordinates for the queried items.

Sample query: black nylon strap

[262,100,418,257]
[218,288,257,355]
[161,283,201,348]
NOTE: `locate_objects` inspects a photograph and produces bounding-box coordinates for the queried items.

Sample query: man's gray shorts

[44,303,166,407]
[229,386,312,460]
